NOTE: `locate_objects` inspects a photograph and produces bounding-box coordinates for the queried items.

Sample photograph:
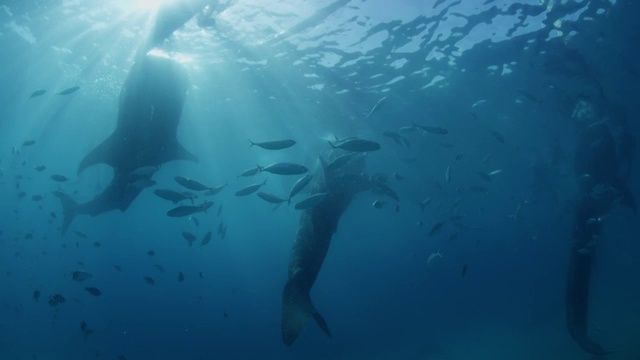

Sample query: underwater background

[0,0,639,359]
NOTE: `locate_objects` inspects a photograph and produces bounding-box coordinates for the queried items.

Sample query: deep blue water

[1,0,639,359]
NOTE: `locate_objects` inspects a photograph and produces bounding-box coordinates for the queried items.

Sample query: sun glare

[124,0,179,12]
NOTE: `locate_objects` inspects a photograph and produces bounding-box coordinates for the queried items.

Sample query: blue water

[1,0,639,359]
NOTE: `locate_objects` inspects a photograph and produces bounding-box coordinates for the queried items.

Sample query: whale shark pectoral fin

[281,277,331,346]
[165,142,199,164]
[78,136,117,174]
[312,311,332,338]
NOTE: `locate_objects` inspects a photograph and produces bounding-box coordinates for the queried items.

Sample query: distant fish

[114,265,122,272]
[257,192,288,204]
[445,166,451,184]
[235,179,267,196]
[33,290,41,301]
[366,96,387,117]
[190,216,200,227]
[48,294,66,306]
[288,174,313,201]
[167,201,213,217]
[461,264,468,277]
[238,166,261,177]
[429,221,446,236]
[382,131,403,145]
[73,230,88,239]
[199,272,204,279]
[328,138,380,152]
[32,195,44,202]
[372,200,385,209]
[326,154,353,172]
[22,140,36,147]
[294,193,328,210]
[50,174,68,182]
[154,189,192,204]
[85,287,102,296]
[249,139,296,150]
[455,153,464,161]
[147,250,155,257]
[413,122,449,135]
[56,86,80,95]
[175,176,211,191]
[488,169,503,176]
[393,172,405,181]
[419,197,431,213]
[155,264,165,273]
[71,270,93,282]
[80,321,87,332]
[427,250,443,265]
[204,183,227,196]
[178,272,185,282]
[34,165,46,172]
[259,162,308,175]
[487,129,504,143]
[200,231,212,247]
[481,153,492,163]
[475,171,492,182]
[182,232,197,247]
[93,241,101,248]
[29,89,46,98]
[143,276,155,285]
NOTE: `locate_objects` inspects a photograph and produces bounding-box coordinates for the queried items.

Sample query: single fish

[29,89,46,98]
[147,250,155,256]
[382,131,403,145]
[259,163,308,175]
[429,221,446,236]
[455,153,464,161]
[461,264,468,277]
[427,250,443,265]
[182,232,197,247]
[235,179,267,196]
[175,176,211,191]
[393,172,405,181]
[200,231,212,247]
[22,140,36,147]
[114,265,122,272]
[328,138,380,152]
[294,193,328,210]
[155,264,165,273]
[326,154,353,172]
[190,216,200,227]
[238,166,261,177]
[33,290,41,301]
[143,276,155,285]
[288,174,313,201]
[249,139,296,150]
[85,287,102,296]
[48,294,66,306]
[487,129,504,143]
[372,200,385,209]
[34,165,46,172]
[167,201,213,217]
[154,189,192,204]
[413,122,449,135]
[80,321,87,332]
[488,169,503,176]
[204,183,227,196]
[73,230,88,239]
[257,192,288,204]
[178,272,185,282]
[419,197,431,213]
[366,96,387,117]
[71,270,93,282]
[445,166,451,184]
[56,86,80,95]
[50,174,69,182]
[32,195,44,202]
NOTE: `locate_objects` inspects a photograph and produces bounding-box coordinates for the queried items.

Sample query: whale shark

[54,1,215,234]
[281,152,395,345]
[566,116,636,355]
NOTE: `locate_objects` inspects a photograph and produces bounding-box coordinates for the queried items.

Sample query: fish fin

[248,139,254,148]
[327,141,337,149]
[53,191,80,235]
[78,137,116,174]
[281,275,331,346]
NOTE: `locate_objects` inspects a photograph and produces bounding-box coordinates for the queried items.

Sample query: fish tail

[281,274,332,346]
[257,164,263,172]
[53,191,80,235]
[248,139,255,148]
[327,141,337,149]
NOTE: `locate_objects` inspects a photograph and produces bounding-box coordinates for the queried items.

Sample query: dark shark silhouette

[281,152,397,345]
[566,119,636,355]
[54,1,214,234]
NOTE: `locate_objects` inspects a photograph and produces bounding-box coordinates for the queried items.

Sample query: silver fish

[257,192,288,204]
[294,193,328,210]
[175,176,211,191]
[235,179,267,196]
[238,166,261,177]
[366,96,387,117]
[71,270,93,282]
[329,138,381,152]
[200,231,212,247]
[325,154,353,172]
[288,174,313,200]
[167,201,213,217]
[249,139,296,150]
[259,163,308,175]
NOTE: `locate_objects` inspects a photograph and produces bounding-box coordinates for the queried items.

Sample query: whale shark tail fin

[53,191,80,235]
[281,275,332,346]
